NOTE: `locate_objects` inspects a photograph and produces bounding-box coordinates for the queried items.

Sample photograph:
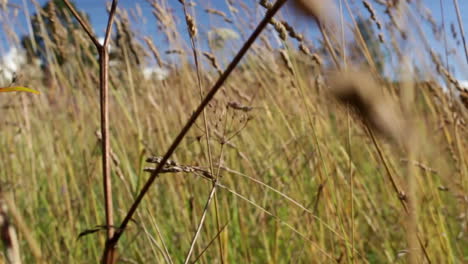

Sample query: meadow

[0,0,467,263]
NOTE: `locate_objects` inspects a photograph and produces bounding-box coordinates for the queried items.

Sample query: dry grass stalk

[115,10,148,65]
[205,8,232,23]
[149,1,175,33]
[144,37,164,67]
[144,156,341,262]
[231,85,252,102]
[180,2,224,259]
[203,52,222,75]
[1,0,466,262]
[429,50,467,103]
[48,1,68,60]
[260,35,273,52]
[400,159,438,174]
[452,0,468,63]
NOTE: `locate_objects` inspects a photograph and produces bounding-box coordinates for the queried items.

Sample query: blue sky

[0,0,467,80]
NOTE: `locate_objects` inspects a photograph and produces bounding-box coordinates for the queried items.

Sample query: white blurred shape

[460,80,468,90]
[0,47,26,82]
[142,66,169,81]
[98,36,112,51]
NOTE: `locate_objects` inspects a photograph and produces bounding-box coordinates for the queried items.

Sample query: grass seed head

[185,14,197,38]
[291,0,338,29]
[329,70,405,143]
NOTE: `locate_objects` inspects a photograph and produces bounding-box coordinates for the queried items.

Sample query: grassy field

[0,0,467,263]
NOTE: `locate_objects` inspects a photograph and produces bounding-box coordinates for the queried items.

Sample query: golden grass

[0,0,466,263]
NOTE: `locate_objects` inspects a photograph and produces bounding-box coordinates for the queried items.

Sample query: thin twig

[183,184,218,264]
[104,0,288,253]
[191,221,229,264]
[62,0,100,49]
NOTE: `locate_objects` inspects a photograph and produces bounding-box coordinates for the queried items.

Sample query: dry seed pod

[329,70,405,142]
[291,0,338,29]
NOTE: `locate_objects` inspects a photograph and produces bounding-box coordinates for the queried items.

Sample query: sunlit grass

[0,0,466,263]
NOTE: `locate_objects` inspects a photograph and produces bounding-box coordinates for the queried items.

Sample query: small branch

[103,0,119,48]
[104,0,288,252]
[191,221,229,264]
[62,0,101,49]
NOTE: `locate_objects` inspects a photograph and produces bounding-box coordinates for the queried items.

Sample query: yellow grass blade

[0,86,40,94]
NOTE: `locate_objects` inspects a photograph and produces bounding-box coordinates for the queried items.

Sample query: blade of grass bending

[0,86,40,94]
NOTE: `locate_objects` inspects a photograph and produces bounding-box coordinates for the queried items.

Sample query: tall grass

[0,0,466,263]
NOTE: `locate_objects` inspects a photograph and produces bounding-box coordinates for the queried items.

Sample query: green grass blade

[0,86,40,94]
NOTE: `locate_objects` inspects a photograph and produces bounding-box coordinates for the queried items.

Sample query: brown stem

[99,47,114,264]
[62,0,100,49]
[103,0,288,254]
[62,1,119,263]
